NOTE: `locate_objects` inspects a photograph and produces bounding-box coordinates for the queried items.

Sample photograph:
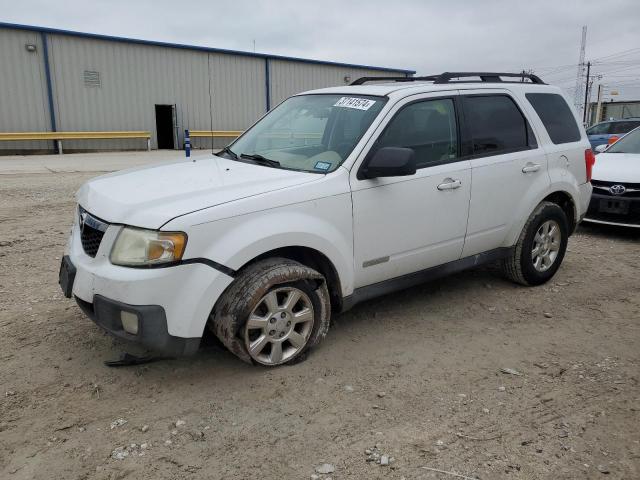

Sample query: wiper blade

[218,146,238,159]
[240,153,281,168]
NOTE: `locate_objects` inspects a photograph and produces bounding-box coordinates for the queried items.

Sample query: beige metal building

[588,99,640,126]
[0,22,414,153]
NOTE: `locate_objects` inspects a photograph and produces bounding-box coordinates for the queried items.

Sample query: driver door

[350,92,472,288]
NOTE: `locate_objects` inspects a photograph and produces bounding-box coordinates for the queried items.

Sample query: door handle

[522,163,541,173]
[437,178,462,191]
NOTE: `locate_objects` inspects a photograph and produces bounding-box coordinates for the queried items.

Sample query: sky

[2,0,640,105]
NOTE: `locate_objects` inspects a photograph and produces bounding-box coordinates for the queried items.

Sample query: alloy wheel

[531,219,561,272]
[244,287,315,365]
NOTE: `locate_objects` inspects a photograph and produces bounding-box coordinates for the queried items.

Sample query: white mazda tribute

[60,72,594,366]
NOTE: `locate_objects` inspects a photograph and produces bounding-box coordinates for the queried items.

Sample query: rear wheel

[209,258,331,366]
[502,201,569,286]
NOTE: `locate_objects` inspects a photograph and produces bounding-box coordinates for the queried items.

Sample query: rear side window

[609,121,640,134]
[526,93,581,144]
[462,95,535,156]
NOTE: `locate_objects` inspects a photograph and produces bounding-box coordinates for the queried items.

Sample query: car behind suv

[60,72,593,366]
[587,118,640,150]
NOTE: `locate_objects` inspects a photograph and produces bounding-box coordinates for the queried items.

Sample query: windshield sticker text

[314,161,332,171]
[333,97,376,111]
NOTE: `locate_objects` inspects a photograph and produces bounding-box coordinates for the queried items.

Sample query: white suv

[59,72,594,366]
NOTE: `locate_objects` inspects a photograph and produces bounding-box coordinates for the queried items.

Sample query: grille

[586,195,640,225]
[591,180,640,198]
[78,206,109,257]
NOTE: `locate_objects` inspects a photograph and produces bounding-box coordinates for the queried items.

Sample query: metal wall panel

[0,29,52,150]
[0,25,410,153]
[268,59,401,107]
[47,34,264,150]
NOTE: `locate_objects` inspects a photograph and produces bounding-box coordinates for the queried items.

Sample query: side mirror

[359,147,416,180]
[594,144,608,154]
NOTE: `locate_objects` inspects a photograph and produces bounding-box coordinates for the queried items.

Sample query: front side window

[526,93,581,144]
[372,98,458,169]
[606,127,640,154]
[586,122,611,135]
[463,95,535,156]
[227,94,387,173]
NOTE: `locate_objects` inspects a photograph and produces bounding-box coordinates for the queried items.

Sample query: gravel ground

[1,164,639,479]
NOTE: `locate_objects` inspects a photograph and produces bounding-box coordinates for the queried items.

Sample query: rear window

[526,93,581,144]
[462,95,536,156]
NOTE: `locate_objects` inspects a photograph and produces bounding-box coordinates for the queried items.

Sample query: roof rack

[350,71,546,86]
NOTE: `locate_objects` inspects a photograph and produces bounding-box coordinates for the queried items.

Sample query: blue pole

[184,129,191,158]
[265,57,271,112]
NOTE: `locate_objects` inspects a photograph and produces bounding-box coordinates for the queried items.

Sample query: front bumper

[76,294,201,356]
[64,213,234,353]
[584,192,640,227]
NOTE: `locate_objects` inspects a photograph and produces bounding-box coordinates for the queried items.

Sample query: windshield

[606,127,640,154]
[225,94,387,173]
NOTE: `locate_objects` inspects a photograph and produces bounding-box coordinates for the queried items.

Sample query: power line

[591,47,640,62]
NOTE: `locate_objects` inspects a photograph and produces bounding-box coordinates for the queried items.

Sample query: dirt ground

[1,161,639,479]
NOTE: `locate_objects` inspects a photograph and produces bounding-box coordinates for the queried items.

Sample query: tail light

[607,135,619,145]
[585,149,596,183]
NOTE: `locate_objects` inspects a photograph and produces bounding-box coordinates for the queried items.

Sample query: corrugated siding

[0,29,52,150]
[268,59,402,107]
[194,52,265,150]
[46,34,267,150]
[0,26,409,153]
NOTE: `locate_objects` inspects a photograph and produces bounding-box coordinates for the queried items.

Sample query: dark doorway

[155,105,175,149]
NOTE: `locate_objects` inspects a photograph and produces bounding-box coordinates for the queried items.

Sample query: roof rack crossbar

[350,75,438,86]
[433,72,545,84]
[351,71,545,86]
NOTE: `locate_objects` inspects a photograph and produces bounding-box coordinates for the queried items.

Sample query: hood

[76,155,321,229]
[592,152,640,183]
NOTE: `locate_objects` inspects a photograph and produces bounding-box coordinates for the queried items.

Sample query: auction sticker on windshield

[333,97,376,110]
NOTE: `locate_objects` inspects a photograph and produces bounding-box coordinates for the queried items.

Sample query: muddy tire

[209,258,331,366]
[502,201,569,286]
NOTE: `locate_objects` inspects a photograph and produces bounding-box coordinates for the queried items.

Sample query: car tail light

[607,135,619,145]
[585,149,596,183]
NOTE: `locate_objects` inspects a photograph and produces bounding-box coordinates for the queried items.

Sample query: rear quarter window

[526,93,582,144]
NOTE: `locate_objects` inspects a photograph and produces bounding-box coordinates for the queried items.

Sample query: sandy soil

[1,167,639,480]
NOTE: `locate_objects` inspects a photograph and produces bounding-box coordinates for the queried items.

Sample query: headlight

[110,227,187,267]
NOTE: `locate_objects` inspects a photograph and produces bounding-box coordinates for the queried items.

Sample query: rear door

[460,90,549,257]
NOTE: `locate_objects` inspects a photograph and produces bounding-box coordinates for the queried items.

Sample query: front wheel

[209,258,331,366]
[502,201,569,286]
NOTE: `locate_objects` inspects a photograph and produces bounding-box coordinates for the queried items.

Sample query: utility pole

[582,61,591,124]
[595,83,604,124]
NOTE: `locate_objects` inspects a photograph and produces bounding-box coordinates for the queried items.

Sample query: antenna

[573,25,587,116]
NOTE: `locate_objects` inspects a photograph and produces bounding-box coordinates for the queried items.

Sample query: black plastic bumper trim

[120,257,236,278]
[180,258,237,277]
[76,295,201,356]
